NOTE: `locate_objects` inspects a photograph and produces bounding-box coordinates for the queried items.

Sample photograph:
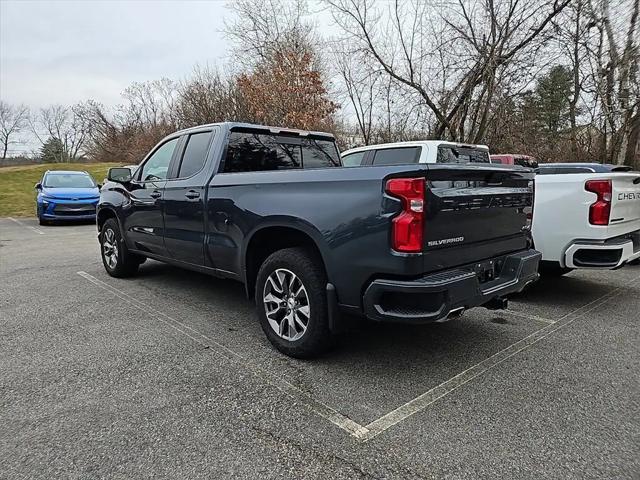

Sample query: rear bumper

[363,249,541,324]
[564,230,640,269]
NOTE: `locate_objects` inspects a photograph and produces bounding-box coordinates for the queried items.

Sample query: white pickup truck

[532,163,640,275]
[341,140,490,166]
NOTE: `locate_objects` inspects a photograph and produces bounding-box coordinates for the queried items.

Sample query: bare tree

[175,65,248,128]
[224,0,315,69]
[326,0,572,142]
[336,52,380,145]
[588,0,639,166]
[0,101,29,159]
[32,104,91,161]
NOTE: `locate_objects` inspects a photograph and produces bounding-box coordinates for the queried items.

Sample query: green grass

[0,162,122,217]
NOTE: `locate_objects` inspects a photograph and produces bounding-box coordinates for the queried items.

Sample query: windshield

[437,146,490,164]
[44,173,96,188]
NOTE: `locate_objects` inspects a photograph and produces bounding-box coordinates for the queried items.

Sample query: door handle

[150,190,162,199]
[185,190,200,200]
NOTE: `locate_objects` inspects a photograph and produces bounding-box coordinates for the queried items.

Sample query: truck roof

[342,140,489,156]
[537,162,634,173]
[173,122,335,140]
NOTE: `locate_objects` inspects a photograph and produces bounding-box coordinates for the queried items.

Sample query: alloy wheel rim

[102,228,118,269]
[263,268,310,342]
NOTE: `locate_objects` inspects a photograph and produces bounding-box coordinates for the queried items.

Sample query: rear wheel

[99,218,141,278]
[255,247,333,358]
[539,261,573,277]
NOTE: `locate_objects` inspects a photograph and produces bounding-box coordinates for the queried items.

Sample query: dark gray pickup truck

[97,122,541,357]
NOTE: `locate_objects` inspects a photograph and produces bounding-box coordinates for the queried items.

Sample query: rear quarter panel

[206,165,431,308]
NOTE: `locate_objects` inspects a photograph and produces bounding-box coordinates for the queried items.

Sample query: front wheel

[255,247,333,358]
[99,218,140,278]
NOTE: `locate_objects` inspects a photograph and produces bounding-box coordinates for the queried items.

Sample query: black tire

[539,261,573,277]
[38,216,49,226]
[99,218,141,278]
[255,247,333,358]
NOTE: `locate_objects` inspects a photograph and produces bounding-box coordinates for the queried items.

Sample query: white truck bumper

[564,230,640,269]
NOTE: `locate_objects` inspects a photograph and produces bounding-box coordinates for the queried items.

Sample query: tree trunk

[624,112,640,168]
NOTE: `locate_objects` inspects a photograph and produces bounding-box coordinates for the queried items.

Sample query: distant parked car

[491,154,538,169]
[35,170,100,225]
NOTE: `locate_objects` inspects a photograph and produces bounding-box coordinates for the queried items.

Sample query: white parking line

[502,308,556,324]
[356,275,639,441]
[7,217,44,235]
[77,269,639,443]
[77,271,369,438]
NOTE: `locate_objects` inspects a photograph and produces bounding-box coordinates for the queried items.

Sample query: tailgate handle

[633,177,640,184]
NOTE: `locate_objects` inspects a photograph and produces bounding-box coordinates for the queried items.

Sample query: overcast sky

[0,0,337,154]
[0,0,234,111]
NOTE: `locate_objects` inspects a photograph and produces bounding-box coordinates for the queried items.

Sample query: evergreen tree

[40,137,66,163]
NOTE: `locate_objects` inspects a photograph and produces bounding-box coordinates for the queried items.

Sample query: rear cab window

[372,147,420,166]
[437,145,489,164]
[223,130,340,173]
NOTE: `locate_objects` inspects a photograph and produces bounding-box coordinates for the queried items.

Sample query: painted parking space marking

[502,308,556,324]
[77,271,369,438]
[356,274,639,441]
[7,217,45,235]
[78,269,639,443]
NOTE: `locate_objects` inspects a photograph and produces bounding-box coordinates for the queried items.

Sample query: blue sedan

[35,170,100,225]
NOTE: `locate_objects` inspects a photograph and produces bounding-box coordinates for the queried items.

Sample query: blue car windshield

[44,174,95,188]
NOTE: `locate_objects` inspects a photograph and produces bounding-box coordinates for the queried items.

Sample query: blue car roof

[45,170,90,175]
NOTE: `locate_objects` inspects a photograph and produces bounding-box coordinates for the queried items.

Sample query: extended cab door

[162,128,216,265]
[124,136,180,256]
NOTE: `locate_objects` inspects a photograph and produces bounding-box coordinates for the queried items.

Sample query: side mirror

[35,183,42,190]
[108,167,132,183]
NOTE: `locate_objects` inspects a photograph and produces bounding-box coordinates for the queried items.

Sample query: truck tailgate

[422,164,533,271]
[610,173,640,229]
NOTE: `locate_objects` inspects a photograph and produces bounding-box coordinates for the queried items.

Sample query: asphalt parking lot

[1,217,638,479]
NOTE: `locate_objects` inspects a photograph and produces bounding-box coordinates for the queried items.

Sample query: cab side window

[177,132,212,178]
[139,138,179,182]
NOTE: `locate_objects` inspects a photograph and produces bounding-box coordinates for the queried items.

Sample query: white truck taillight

[385,178,425,253]
[585,179,612,225]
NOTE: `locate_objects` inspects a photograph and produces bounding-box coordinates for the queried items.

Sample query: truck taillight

[385,178,424,253]
[585,179,612,226]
